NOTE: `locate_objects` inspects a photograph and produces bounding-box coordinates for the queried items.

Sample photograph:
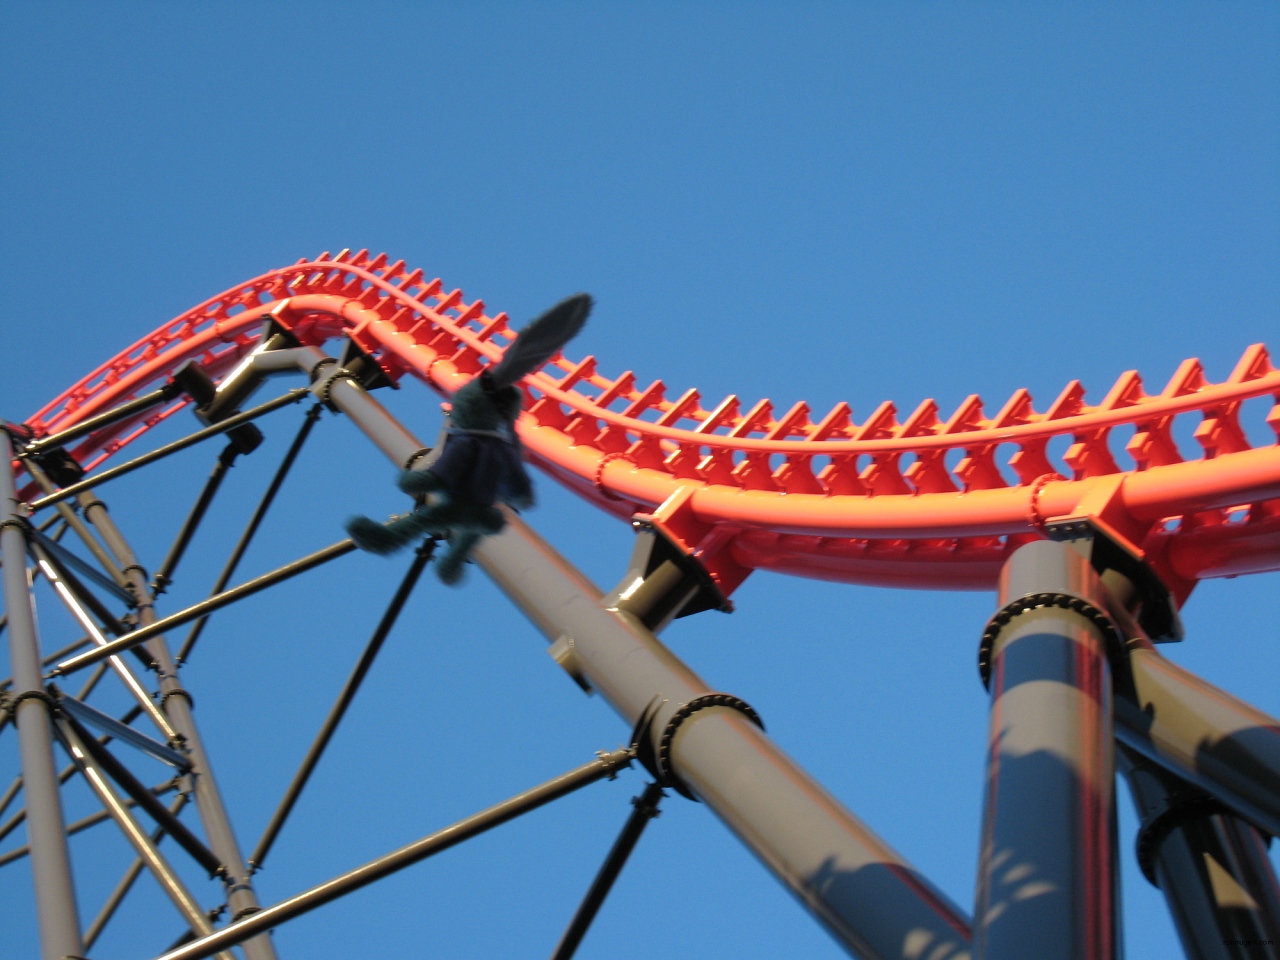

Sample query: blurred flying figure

[345,293,592,583]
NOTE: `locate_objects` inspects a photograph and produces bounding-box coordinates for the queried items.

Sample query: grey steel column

[1120,745,1280,959]
[0,430,84,960]
[319,369,973,960]
[974,539,1118,960]
[74,490,278,960]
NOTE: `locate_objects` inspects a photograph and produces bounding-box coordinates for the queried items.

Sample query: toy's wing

[488,293,592,389]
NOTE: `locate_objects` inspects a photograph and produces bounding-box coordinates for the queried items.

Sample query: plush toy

[345,292,592,583]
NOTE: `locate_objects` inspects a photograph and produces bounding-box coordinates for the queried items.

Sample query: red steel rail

[19,251,1280,601]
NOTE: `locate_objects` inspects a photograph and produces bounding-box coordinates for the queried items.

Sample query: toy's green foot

[397,469,443,496]
[436,550,468,585]
[477,507,505,535]
[436,531,481,586]
[345,516,406,555]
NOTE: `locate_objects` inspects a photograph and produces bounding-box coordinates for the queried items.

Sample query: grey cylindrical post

[32,545,179,742]
[74,489,279,960]
[320,372,973,959]
[0,431,84,960]
[1116,636,1280,838]
[974,539,1118,960]
[1120,745,1280,959]
[23,457,129,588]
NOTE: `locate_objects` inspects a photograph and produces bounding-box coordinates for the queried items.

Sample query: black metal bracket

[337,336,397,392]
[1044,516,1183,643]
[1134,787,1231,887]
[633,519,732,619]
[170,361,265,456]
[29,446,85,487]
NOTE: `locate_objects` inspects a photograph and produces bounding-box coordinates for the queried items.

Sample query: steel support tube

[0,637,93,693]
[153,443,239,595]
[153,748,634,960]
[0,697,136,839]
[85,793,189,951]
[320,372,973,959]
[0,781,176,867]
[26,382,180,455]
[64,711,219,875]
[177,402,324,663]
[1120,746,1280,959]
[54,538,355,675]
[1116,635,1280,839]
[32,548,179,741]
[29,387,309,512]
[550,781,665,960]
[974,540,1118,960]
[0,515,63,640]
[73,489,279,960]
[24,457,130,587]
[0,766,23,820]
[30,536,132,633]
[54,718,234,960]
[250,541,432,870]
[0,431,84,960]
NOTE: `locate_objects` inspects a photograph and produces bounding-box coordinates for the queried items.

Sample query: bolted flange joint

[636,693,765,801]
[978,590,1123,690]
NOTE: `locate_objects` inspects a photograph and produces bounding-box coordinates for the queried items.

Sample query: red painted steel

[19,251,1280,598]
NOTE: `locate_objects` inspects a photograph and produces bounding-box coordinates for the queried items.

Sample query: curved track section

[22,250,1280,600]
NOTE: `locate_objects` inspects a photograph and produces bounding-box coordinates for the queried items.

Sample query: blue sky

[1,4,1278,959]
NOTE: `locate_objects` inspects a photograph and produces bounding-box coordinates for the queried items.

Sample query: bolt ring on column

[978,590,1124,688]
[160,688,195,710]
[314,367,357,408]
[8,688,60,716]
[656,693,765,800]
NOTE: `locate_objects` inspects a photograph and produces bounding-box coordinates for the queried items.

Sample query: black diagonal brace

[249,540,433,871]
[28,540,154,671]
[24,382,183,456]
[177,402,323,663]
[549,781,666,960]
[61,711,222,878]
[29,387,310,512]
[152,442,242,595]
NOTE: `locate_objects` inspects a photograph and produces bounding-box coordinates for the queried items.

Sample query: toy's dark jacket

[428,428,532,507]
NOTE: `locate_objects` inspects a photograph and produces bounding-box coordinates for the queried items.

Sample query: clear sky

[1,4,1278,959]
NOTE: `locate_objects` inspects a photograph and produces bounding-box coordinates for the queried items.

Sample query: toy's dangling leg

[397,469,444,496]
[345,513,425,555]
[346,499,507,556]
[436,531,483,585]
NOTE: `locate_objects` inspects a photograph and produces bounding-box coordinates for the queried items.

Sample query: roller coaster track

[21,249,1280,604]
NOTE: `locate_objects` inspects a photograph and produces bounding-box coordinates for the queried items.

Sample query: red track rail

[20,251,1280,600]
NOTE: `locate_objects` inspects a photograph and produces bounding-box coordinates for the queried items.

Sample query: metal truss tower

[3,250,1280,959]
